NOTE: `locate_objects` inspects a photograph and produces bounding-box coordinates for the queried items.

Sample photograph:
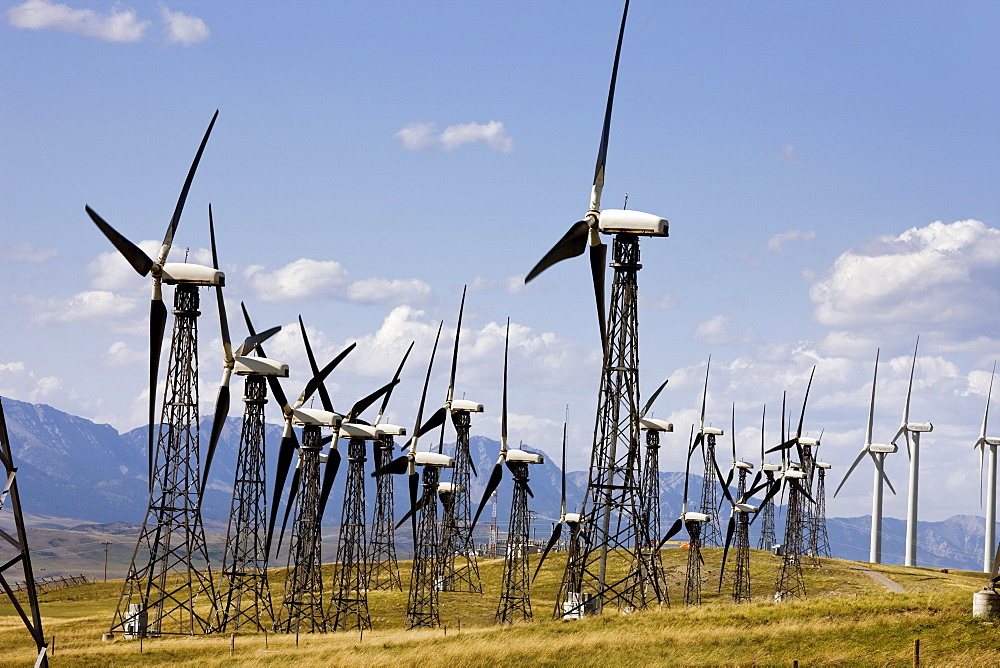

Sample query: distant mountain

[0,397,990,572]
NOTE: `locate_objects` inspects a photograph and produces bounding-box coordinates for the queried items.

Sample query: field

[3,548,1000,666]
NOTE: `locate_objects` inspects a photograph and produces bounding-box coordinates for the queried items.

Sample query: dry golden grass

[3,548,1000,666]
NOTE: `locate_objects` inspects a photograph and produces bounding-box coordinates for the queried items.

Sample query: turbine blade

[593,0,629,190]
[318,447,342,522]
[202,384,229,498]
[377,341,414,424]
[408,471,419,541]
[266,431,297,558]
[159,110,219,264]
[640,378,669,419]
[471,462,504,532]
[301,342,357,408]
[446,286,467,404]
[409,321,444,453]
[657,517,684,551]
[524,221,589,283]
[833,447,870,497]
[718,515,737,593]
[590,241,608,352]
[371,455,409,477]
[85,205,153,276]
[276,466,301,556]
[298,315,335,413]
[532,522,563,583]
[148,298,167,487]
[348,379,400,423]
[233,325,281,358]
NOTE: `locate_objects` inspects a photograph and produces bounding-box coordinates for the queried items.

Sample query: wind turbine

[975,362,1000,573]
[835,350,897,564]
[90,112,223,638]
[890,337,933,567]
[524,0,669,616]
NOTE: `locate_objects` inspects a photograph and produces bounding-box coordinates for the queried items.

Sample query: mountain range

[0,396,989,572]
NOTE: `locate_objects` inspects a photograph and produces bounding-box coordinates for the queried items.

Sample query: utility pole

[101,542,112,581]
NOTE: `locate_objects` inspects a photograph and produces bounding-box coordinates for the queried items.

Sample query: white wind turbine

[835,350,897,564]
[975,363,1000,573]
[890,337,932,568]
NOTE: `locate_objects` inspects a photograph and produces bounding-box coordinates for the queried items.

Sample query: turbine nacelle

[985,437,1000,447]
[292,407,342,429]
[735,461,753,470]
[701,426,724,436]
[438,481,462,494]
[683,511,709,522]
[597,209,668,237]
[815,462,832,469]
[375,423,407,437]
[762,463,782,472]
[783,469,807,480]
[451,399,484,413]
[414,451,453,468]
[506,449,544,464]
[338,423,384,440]
[869,443,898,454]
[640,417,673,432]
[564,512,582,524]
[906,422,933,433]
[160,263,224,286]
[798,437,820,447]
[735,503,758,513]
[234,356,289,377]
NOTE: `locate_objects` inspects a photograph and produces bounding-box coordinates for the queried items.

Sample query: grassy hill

[2,548,999,666]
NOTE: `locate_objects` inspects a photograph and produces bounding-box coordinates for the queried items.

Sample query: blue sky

[1,0,999,526]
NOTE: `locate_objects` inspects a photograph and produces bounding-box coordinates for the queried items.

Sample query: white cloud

[809,220,1000,334]
[505,275,527,295]
[0,242,57,262]
[394,122,437,151]
[777,143,811,164]
[767,229,816,252]
[30,375,62,402]
[345,278,432,306]
[101,341,145,367]
[7,0,150,43]
[395,121,514,153]
[244,259,349,302]
[23,290,137,323]
[159,4,208,45]
[693,314,753,345]
[640,291,679,309]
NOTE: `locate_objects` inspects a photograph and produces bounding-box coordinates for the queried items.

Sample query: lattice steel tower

[639,420,672,606]
[683,517,707,605]
[730,464,754,603]
[497,452,544,623]
[757,465,780,550]
[276,426,327,633]
[111,284,216,637]
[774,470,808,601]
[698,433,723,548]
[407,457,451,628]
[438,409,483,593]
[330,428,380,631]
[556,233,660,617]
[810,462,833,559]
[368,434,403,591]
[215,374,277,632]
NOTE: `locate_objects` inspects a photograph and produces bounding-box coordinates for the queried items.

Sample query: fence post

[914,638,920,667]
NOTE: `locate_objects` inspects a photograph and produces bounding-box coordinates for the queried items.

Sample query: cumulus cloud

[23,290,137,323]
[809,220,1000,334]
[101,341,145,367]
[345,278,432,306]
[7,0,150,42]
[244,259,349,302]
[159,4,208,45]
[505,275,527,295]
[693,314,753,345]
[767,229,816,252]
[395,121,514,153]
[7,1,208,45]
[0,242,57,263]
